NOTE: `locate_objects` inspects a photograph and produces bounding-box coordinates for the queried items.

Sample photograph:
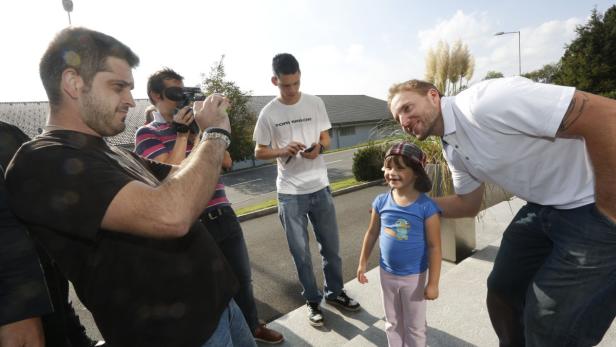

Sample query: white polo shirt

[441,76,594,209]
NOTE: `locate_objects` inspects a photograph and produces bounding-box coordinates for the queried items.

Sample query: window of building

[339,126,356,136]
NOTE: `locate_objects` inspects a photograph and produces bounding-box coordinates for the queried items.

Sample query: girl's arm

[357,209,381,284]
[424,214,442,300]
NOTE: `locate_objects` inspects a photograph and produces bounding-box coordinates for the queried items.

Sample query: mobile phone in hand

[287,144,315,163]
[303,144,316,153]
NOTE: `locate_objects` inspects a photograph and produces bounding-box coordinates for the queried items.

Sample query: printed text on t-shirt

[274,117,313,127]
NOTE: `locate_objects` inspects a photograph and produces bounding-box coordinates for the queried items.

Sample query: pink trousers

[379,267,427,347]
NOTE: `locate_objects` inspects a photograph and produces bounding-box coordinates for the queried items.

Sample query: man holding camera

[6,27,254,346]
[253,53,360,327]
[134,68,197,164]
[134,68,283,344]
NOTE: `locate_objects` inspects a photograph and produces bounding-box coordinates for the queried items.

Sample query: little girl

[357,142,442,347]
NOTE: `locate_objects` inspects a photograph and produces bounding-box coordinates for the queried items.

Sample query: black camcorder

[164,86,206,108]
[163,86,206,133]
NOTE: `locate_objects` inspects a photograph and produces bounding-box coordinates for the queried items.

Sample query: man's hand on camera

[172,107,194,136]
[173,106,194,125]
[193,94,231,132]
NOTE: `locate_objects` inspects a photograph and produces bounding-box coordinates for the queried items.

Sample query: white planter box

[441,217,476,263]
[425,164,513,262]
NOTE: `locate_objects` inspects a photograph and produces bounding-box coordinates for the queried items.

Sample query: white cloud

[418,10,492,52]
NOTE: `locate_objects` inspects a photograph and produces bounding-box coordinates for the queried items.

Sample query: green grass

[329,177,360,190]
[235,177,364,216]
[235,199,277,216]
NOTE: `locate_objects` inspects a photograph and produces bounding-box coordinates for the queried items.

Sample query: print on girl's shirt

[384,219,410,240]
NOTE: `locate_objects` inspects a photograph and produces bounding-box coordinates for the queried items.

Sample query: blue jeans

[487,203,616,347]
[203,206,259,332]
[201,299,256,347]
[278,187,343,303]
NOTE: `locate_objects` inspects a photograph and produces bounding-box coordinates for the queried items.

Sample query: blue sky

[1,0,613,102]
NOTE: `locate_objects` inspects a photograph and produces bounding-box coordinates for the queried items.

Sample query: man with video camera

[134,68,284,344]
[134,68,198,164]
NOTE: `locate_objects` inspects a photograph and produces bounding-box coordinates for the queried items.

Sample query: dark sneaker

[325,291,361,312]
[253,323,284,344]
[307,302,324,326]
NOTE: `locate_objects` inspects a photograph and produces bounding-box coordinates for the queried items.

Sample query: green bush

[352,143,386,181]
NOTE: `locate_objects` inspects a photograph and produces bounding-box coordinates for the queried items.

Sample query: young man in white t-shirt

[253,53,360,327]
[387,77,616,347]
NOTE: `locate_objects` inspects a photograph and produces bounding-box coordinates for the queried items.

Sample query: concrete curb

[237,179,385,222]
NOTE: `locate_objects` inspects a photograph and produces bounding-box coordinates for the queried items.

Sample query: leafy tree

[483,71,504,80]
[554,6,616,96]
[522,63,560,84]
[425,39,474,95]
[201,56,256,161]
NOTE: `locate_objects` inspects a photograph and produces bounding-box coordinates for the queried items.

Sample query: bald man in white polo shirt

[387,77,616,347]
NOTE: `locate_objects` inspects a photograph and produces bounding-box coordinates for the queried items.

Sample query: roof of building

[0,94,391,146]
[248,94,391,124]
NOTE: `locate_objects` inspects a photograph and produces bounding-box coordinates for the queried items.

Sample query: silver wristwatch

[201,131,231,149]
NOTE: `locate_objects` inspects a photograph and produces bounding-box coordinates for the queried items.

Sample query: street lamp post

[495,31,521,75]
[62,0,73,25]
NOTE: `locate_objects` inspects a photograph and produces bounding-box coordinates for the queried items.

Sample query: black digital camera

[164,86,205,133]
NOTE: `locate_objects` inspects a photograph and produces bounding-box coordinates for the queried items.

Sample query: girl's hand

[424,284,439,300]
[357,265,368,284]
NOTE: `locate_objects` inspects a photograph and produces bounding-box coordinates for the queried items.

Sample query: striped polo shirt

[134,112,230,212]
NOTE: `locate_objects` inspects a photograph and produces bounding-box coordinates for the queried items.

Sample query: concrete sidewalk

[261,199,616,347]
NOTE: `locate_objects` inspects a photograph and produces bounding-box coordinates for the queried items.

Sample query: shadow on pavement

[472,245,499,263]
[319,304,382,341]
[427,326,478,347]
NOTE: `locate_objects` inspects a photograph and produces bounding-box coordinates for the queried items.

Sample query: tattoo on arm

[558,92,588,133]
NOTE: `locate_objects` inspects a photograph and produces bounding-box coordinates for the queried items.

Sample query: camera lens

[163,87,185,101]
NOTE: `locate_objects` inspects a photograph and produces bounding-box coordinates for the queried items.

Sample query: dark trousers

[487,203,616,347]
[202,206,259,333]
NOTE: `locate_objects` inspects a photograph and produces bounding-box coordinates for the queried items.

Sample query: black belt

[203,205,233,221]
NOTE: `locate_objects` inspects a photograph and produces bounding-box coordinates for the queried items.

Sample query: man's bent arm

[102,139,226,238]
[101,95,231,238]
[557,91,616,222]
[319,130,330,149]
[255,144,285,160]
[433,184,485,218]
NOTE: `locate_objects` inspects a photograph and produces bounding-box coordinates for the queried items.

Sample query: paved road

[223,148,360,210]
